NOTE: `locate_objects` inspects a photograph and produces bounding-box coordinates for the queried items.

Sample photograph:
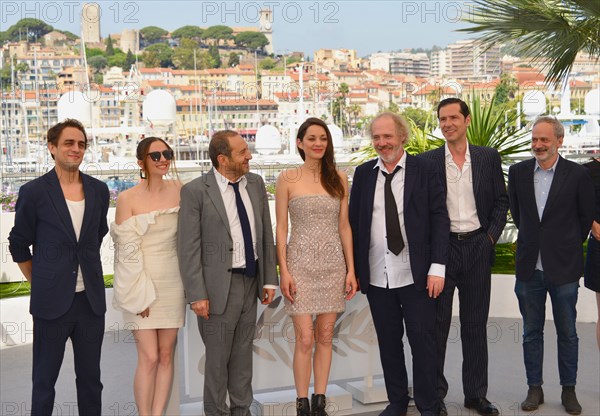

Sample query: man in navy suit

[9,119,109,415]
[349,112,449,416]
[420,98,508,416]
[508,116,593,415]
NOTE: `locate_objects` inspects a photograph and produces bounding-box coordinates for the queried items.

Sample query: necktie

[229,181,256,277]
[382,167,405,255]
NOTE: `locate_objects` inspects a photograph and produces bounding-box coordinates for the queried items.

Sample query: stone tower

[82,3,101,44]
[259,9,273,55]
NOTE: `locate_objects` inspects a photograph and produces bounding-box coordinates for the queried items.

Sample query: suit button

[229,248,233,251]
[227,268,232,272]
[72,271,76,274]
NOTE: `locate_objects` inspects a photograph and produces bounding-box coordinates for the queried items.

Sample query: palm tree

[460,0,600,83]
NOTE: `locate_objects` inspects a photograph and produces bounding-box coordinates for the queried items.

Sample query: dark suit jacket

[508,156,594,285]
[177,170,278,315]
[8,169,110,319]
[349,154,449,293]
[419,144,509,243]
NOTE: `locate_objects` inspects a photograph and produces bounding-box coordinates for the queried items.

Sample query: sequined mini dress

[285,195,347,315]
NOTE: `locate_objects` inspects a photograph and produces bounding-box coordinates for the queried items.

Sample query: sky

[1,1,476,56]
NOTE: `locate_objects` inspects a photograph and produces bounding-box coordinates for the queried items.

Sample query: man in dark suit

[8,119,109,415]
[508,116,594,415]
[420,98,508,416]
[177,130,278,416]
[349,112,449,416]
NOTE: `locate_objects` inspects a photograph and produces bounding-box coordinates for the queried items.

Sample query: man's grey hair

[533,116,565,139]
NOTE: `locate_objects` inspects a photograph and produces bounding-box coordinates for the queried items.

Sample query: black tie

[229,181,256,277]
[382,167,405,255]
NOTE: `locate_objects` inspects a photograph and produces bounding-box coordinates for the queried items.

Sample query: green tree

[125,50,136,70]
[494,73,519,105]
[201,25,233,45]
[228,52,240,67]
[105,35,115,56]
[142,43,173,68]
[172,38,197,69]
[107,52,127,70]
[6,18,53,41]
[140,26,168,45]
[85,47,104,58]
[401,107,435,130]
[234,31,269,50]
[171,25,204,41]
[88,55,108,73]
[208,45,221,68]
[461,0,600,83]
[259,57,276,70]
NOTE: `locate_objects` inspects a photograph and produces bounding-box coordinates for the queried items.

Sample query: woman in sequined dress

[275,118,358,416]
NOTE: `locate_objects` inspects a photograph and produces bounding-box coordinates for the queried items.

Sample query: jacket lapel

[542,156,568,220]
[404,154,416,207]
[469,144,482,197]
[44,169,77,241]
[522,159,540,223]
[204,171,232,237]
[79,173,95,240]
[246,176,262,241]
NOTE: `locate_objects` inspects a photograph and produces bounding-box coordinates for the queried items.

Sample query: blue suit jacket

[9,169,110,319]
[419,144,509,243]
[508,156,594,285]
[349,154,449,293]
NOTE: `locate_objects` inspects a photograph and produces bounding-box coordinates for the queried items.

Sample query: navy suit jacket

[9,169,110,319]
[508,156,594,285]
[349,154,449,293]
[419,144,509,243]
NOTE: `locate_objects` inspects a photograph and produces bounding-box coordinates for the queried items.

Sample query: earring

[139,169,146,179]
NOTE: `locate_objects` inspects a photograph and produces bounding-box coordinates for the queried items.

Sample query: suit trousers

[367,284,438,415]
[198,272,258,416]
[32,292,105,416]
[436,231,493,400]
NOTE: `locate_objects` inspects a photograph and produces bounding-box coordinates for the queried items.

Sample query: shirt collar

[373,151,407,173]
[444,142,471,161]
[213,167,247,193]
[534,155,560,173]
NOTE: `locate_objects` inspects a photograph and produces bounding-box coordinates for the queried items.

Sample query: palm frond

[460,0,600,83]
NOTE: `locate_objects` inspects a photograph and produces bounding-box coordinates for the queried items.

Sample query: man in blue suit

[508,116,594,415]
[420,98,508,416]
[349,112,449,416]
[9,119,109,415]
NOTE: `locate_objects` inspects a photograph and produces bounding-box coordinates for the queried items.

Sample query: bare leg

[133,329,159,416]
[313,313,337,394]
[151,328,178,415]
[292,315,315,398]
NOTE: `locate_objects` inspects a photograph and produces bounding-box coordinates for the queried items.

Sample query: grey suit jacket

[177,170,278,315]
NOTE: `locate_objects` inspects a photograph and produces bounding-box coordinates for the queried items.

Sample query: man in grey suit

[177,130,278,416]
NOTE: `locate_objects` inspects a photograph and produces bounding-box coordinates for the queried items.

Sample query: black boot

[311,394,328,416]
[296,397,310,416]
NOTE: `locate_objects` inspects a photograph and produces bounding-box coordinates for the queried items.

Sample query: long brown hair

[297,118,344,199]
[136,137,178,186]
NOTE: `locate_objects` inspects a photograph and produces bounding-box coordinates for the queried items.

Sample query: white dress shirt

[369,154,445,289]
[213,168,276,290]
[445,144,481,232]
[66,198,85,292]
[213,168,257,267]
[533,156,559,270]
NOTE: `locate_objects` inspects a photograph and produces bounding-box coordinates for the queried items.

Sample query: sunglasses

[147,150,174,162]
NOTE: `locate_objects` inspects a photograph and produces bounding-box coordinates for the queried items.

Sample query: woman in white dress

[111,137,184,415]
